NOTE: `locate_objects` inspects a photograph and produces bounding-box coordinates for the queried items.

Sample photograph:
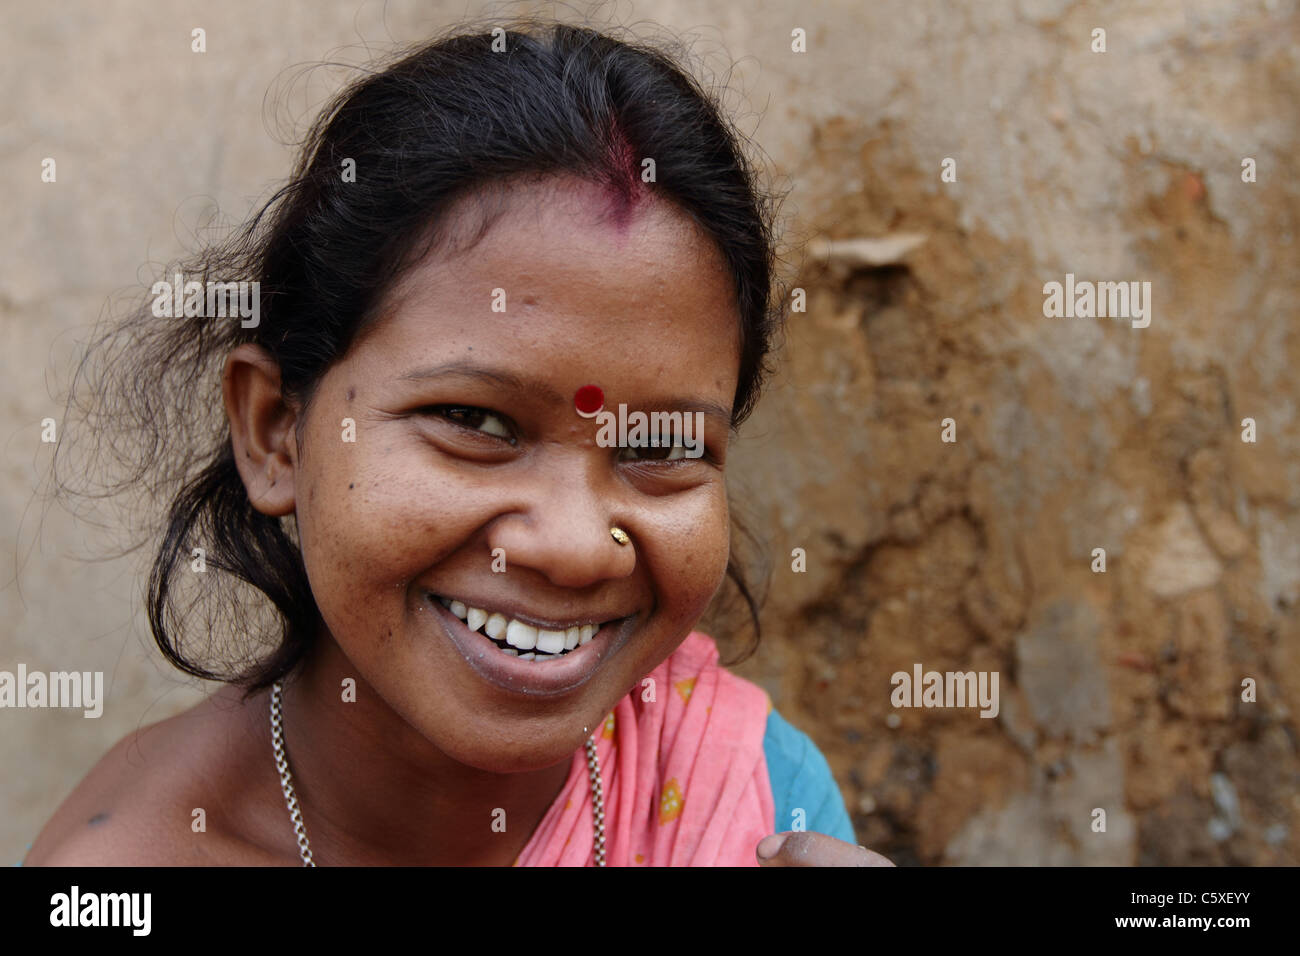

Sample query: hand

[756,831,895,867]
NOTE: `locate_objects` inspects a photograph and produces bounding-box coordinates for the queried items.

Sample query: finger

[756,830,895,867]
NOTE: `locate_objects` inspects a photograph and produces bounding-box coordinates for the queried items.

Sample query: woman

[27,18,892,867]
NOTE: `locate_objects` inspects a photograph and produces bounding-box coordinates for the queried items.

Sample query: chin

[439,726,584,775]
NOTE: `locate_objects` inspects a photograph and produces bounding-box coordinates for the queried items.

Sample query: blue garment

[12,708,854,866]
[762,708,857,844]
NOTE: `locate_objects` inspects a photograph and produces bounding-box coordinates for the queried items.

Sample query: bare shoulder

[25,685,292,867]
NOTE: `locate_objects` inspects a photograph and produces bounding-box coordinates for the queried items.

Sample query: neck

[266,634,573,866]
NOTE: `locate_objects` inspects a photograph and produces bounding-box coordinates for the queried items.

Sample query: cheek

[293,424,479,619]
[645,486,731,627]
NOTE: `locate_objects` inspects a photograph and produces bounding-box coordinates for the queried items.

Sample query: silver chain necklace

[269,681,606,866]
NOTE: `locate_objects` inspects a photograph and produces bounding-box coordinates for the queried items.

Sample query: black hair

[53,16,788,696]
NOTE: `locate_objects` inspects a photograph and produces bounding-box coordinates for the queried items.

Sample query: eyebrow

[397,360,733,426]
[398,361,566,406]
[656,399,733,428]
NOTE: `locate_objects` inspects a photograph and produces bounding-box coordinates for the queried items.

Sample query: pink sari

[514,630,775,866]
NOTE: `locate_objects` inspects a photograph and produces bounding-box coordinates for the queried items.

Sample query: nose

[485,462,637,589]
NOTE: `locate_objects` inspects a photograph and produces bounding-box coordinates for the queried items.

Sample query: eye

[617,434,688,462]
[424,405,515,442]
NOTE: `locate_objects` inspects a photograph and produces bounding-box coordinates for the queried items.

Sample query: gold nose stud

[610,527,631,546]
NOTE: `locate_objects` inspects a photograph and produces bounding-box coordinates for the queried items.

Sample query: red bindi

[574,385,604,417]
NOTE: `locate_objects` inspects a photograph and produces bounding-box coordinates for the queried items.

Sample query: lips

[426,592,634,697]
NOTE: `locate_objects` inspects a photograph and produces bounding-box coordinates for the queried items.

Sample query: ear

[222,343,300,517]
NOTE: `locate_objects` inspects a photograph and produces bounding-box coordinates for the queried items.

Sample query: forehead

[438,174,726,292]
[358,176,742,389]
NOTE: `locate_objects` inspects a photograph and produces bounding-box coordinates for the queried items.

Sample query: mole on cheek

[346,387,356,401]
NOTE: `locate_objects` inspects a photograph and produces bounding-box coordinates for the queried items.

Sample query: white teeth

[506,620,538,650]
[536,629,566,654]
[437,594,611,658]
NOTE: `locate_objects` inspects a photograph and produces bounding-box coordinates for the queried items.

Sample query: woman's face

[288,177,742,773]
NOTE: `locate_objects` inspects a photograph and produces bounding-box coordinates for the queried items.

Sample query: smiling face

[285,175,741,773]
